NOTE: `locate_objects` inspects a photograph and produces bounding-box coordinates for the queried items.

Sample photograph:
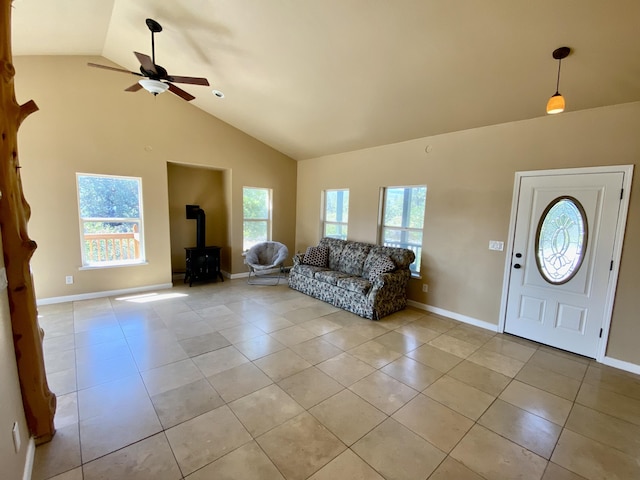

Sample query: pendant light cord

[555,58,562,95]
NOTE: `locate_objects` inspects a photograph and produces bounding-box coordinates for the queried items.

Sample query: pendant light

[546,47,571,114]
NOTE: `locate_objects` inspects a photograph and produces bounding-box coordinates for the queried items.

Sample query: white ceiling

[11,0,640,160]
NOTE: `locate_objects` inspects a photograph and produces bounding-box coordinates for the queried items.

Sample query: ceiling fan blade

[166,75,210,86]
[125,82,143,92]
[168,83,195,101]
[134,52,157,75]
[87,62,142,76]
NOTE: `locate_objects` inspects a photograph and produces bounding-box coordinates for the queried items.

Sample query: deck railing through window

[83,225,140,263]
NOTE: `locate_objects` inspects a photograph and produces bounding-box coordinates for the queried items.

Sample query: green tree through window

[243,187,271,250]
[77,174,144,266]
[381,186,426,273]
[324,189,349,239]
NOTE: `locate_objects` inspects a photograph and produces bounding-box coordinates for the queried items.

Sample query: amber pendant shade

[546,92,565,114]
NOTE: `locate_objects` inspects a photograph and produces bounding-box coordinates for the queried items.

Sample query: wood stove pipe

[186,204,206,249]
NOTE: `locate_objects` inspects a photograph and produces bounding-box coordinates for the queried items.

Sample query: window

[323,189,349,240]
[536,196,587,284]
[76,173,144,267]
[243,187,271,250]
[380,185,426,274]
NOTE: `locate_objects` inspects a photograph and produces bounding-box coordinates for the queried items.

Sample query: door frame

[498,165,634,362]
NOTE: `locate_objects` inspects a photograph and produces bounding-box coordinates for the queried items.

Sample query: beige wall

[14,56,297,299]
[296,102,640,365]
[167,163,228,273]
[12,56,639,364]
[0,230,30,480]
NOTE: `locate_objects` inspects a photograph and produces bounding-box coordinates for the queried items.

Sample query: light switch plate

[489,240,504,251]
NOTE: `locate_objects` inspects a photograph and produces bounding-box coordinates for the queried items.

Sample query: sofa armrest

[372,270,408,286]
[369,269,411,296]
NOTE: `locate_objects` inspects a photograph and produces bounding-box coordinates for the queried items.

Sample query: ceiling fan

[88,18,210,101]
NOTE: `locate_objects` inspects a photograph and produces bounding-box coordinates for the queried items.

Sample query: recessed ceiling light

[212,90,225,98]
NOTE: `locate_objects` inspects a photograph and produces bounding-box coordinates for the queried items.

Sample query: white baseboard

[228,268,283,280]
[178,270,278,281]
[229,271,250,280]
[174,271,232,282]
[406,301,640,375]
[407,300,499,332]
[23,437,35,480]
[601,356,640,375]
[36,283,173,305]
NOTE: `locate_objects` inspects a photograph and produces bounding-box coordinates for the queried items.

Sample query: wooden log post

[0,0,56,443]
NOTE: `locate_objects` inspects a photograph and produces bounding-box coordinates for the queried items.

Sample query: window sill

[79,261,148,271]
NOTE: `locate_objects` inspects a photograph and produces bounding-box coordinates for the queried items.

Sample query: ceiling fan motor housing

[140,64,168,79]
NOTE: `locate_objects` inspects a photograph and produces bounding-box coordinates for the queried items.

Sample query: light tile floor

[33,280,640,480]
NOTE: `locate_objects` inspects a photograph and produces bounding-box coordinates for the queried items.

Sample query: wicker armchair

[244,241,289,285]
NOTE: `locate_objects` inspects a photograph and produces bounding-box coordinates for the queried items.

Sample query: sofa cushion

[363,246,416,277]
[375,246,416,269]
[337,276,372,295]
[296,264,329,279]
[319,237,347,270]
[337,242,372,276]
[315,270,352,286]
[303,245,329,267]
[368,254,396,282]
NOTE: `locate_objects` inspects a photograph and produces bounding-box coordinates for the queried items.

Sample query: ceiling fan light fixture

[546,46,571,115]
[139,78,169,95]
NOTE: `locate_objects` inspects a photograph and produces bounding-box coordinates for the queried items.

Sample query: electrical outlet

[12,422,20,453]
[422,284,429,293]
[488,240,504,251]
[65,275,74,285]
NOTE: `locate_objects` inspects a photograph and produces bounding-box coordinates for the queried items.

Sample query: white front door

[504,171,625,358]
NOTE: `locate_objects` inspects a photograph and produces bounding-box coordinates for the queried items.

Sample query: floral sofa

[288,237,415,320]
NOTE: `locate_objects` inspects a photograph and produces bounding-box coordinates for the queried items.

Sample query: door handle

[514,264,522,269]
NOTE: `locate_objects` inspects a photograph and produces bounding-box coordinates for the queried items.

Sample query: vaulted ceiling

[11,0,640,160]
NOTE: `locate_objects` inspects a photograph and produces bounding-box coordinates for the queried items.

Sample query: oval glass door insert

[535,196,588,284]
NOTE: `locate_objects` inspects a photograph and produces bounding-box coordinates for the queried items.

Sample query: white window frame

[323,189,349,240]
[243,187,272,251]
[76,173,145,268]
[379,185,427,275]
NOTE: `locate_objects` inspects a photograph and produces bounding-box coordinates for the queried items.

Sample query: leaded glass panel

[535,196,587,284]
